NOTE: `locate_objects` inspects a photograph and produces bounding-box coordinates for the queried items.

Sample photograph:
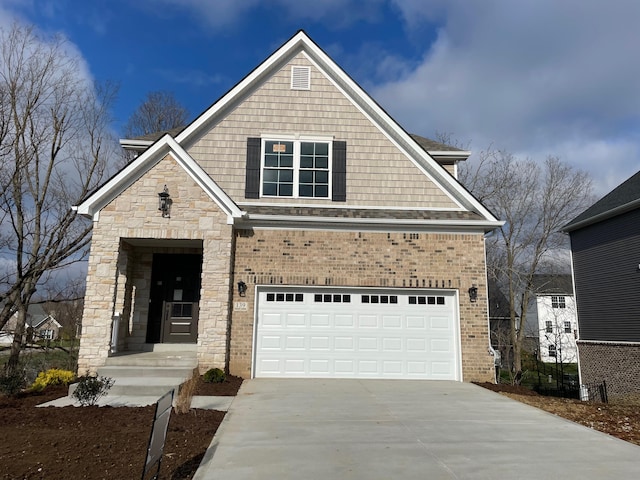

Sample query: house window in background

[551,296,566,308]
[548,345,557,357]
[564,321,572,333]
[545,321,553,333]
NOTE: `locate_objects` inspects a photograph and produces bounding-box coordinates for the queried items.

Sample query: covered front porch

[78,234,233,375]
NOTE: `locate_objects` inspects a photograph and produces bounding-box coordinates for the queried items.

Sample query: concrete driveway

[194,379,640,479]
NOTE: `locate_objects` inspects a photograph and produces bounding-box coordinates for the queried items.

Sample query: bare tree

[460,148,593,381]
[122,90,188,138]
[0,23,117,373]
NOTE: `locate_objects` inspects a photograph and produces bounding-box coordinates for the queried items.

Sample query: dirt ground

[0,375,243,480]
[2,379,639,479]
[477,382,640,446]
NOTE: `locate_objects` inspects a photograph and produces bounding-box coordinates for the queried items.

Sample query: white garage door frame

[251,285,462,381]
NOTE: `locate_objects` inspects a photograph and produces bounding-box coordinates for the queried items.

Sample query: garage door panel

[406,316,427,329]
[358,315,378,328]
[334,337,355,350]
[310,314,330,327]
[335,315,355,327]
[309,336,330,350]
[358,337,378,350]
[382,316,402,328]
[255,289,459,380]
[285,336,306,349]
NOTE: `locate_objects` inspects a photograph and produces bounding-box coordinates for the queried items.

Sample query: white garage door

[254,288,460,380]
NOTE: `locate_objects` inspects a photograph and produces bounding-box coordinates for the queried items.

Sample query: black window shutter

[332,141,347,202]
[245,137,261,198]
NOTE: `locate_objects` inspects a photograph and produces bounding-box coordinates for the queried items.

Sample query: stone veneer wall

[77,154,233,373]
[578,341,640,398]
[229,229,494,382]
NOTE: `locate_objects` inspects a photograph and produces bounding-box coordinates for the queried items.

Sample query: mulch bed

[0,375,243,479]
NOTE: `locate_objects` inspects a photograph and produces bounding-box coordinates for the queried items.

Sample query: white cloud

[374,0,640,195]
[140,0,386,29]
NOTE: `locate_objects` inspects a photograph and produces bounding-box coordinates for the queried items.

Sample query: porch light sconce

[158,185,171,218]
[237,281,247,297]
[468,285,478,303]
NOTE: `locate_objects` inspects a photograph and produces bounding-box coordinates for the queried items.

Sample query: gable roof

[80,30,500,230]
[563,169,640,232]
[531,274,573,295]
[74,134,243,221]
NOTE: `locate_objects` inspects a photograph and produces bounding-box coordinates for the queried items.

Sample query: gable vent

[291,66,311,90]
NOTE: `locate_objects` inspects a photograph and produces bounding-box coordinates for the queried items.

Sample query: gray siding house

[563,170,640,398]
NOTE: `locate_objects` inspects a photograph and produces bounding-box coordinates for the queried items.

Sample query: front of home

[75,31,501,382]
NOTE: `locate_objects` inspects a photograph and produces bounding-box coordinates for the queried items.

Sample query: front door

[147,254,202,344]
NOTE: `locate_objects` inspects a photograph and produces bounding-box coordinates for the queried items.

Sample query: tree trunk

[6,307,27,375]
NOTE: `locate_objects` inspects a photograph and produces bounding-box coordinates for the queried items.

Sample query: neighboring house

[74,31,502,382]
[563,169,640,397]
[1,304,62,343]
[530,274,578,364]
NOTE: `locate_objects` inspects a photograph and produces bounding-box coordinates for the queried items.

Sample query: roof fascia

[563,199,640,232]
[74,134,244,221]
[237,214,503,233]
[173,31,498,225]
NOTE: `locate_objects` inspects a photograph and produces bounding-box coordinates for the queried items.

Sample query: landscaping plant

[30,369,76,392]
[203,367,225,383]
[72,372,114,406]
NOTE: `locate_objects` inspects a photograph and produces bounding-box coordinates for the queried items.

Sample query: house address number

[234,302,248,311]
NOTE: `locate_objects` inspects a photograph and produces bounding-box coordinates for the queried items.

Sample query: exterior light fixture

[158,185,171,217]
[237,281,247,297]
[468,285,478,303]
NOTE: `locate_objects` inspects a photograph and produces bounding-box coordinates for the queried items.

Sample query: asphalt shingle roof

[563,169,640,231]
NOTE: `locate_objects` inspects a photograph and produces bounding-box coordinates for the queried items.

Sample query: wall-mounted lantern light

[468,285,478,303]
[158,185,171,218]
[237,281,247,297]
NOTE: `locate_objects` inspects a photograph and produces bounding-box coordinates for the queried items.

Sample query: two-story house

[530,275,578,364]
[73,31,502,382]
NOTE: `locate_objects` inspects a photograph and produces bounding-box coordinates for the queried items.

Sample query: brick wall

[229,229,494,382]
[578,341,640,398]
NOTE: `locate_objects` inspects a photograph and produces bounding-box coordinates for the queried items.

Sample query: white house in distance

[531,275,578,363]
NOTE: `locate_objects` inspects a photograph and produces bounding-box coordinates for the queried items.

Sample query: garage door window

[266,293,304,302]
[362,295,398,304]
[315,294,351,303]
[409,296,445,305]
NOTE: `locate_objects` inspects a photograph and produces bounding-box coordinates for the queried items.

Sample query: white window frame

[551,295,566,308]
[564,321,572,334]
[548,344,557,357]
[41,329,54,340]
[545,321,553,333]
[260,135,333,199]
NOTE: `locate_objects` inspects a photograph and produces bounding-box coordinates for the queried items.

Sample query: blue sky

[2,0,640,196]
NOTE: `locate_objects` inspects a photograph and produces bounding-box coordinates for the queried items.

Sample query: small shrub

[0,368,27,396]
[30,368,76,392]
[72,372,114,406]
[203,367,225,384]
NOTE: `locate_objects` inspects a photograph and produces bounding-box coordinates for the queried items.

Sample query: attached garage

[254,287,461,380]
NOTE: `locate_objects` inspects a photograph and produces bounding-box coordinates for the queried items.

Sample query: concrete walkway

[194,379,640,479]
[37,394,234,410]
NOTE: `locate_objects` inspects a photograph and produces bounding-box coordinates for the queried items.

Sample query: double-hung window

[551,296,566,308]
[262,138,330,198]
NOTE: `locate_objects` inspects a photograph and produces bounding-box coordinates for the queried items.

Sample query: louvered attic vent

[291,66,311,90]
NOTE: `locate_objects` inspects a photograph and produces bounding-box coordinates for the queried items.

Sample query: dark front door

[147,254,202,344]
